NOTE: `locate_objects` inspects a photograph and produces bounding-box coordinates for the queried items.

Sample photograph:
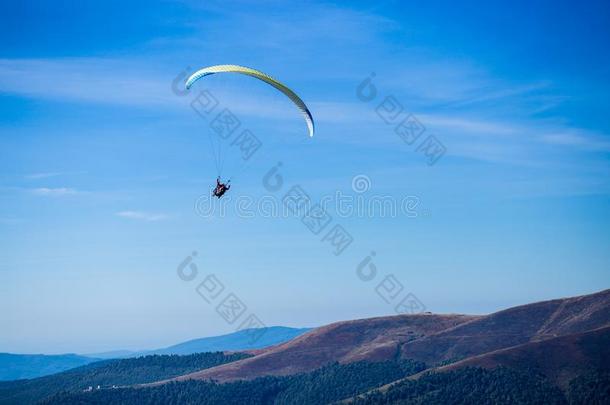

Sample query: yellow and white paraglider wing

[185,64,314,137]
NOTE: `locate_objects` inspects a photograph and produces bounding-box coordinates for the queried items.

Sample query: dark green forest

[0,352,249,404]
[2,352,608,405]
[355,367,566,404]
[354,367,610,405]
[566,371,610,405]
[41,360,426,404]
[41,364,610,405]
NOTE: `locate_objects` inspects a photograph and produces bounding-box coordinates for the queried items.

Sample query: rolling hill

[431,325,610,389]
[397,288,610,365]
[0,352,250,404]
[144,326,311,356]
[166,314,478,383]
[0,353,100,381]
[343,324,610,402]
[1,327,310,382]
[163,289,610,383]
[3,289,609,404]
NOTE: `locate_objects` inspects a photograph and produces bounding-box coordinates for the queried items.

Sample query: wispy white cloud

[0,58,177,109]
[24,171,87,180]
[31,187,78,196]
[0,57,308,121]
[25,172,64,180]
[306,99,610,157]
[0,0,607,186]
[183,1,398,51]
[421,114,610,152]
[541,131,610,151]
[116,211,169,222]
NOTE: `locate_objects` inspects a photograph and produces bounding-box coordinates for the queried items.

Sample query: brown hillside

[435,325,610,389]
[341,326,610,403]
[170,314,477,383]
[152,289,609,385]
[399,289,610,365]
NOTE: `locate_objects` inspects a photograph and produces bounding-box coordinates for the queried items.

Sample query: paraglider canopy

[185,64,314,138]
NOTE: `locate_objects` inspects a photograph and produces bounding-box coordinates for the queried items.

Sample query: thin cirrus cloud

[0,58,177,109]
[0,57,305,121]
[25,172,64,180]
[24,171,87,180]
[2,56,608,163]
[31,187,78,196]
[0,0,608,177]
[116,211,169,222]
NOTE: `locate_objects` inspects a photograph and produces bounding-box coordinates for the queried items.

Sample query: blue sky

[1,0,609,354]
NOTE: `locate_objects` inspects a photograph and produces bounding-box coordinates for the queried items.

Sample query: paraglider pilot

[213,177,231,198]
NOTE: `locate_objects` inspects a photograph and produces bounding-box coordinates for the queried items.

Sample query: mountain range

[0,327,310,381]
[0,354,99,382]
[165,288,609,384]
[1,289,608,404]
